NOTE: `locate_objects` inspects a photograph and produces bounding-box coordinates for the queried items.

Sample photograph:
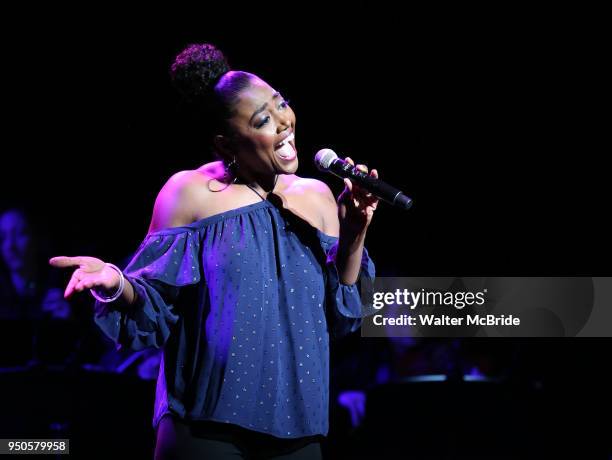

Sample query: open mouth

[274,132,296,161]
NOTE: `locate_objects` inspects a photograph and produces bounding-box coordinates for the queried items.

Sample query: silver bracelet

[90,263,125,303]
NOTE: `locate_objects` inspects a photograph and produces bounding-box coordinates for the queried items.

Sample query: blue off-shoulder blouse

[94,198,375,439]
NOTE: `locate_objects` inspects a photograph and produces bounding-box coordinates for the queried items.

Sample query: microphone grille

[314,149,338,171]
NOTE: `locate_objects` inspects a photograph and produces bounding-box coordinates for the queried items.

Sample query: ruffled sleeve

[94,228,202,351]
[317,231,376,340]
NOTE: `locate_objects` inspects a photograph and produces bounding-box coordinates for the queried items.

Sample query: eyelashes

[255,117,270,129]
[255,99,292,129]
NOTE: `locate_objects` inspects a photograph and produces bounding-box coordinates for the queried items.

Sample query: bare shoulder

[287,176,335,202]
[148,163,222,233]
[287,176,339,237]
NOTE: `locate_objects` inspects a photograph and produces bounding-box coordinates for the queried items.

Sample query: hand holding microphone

[315,149,413,210]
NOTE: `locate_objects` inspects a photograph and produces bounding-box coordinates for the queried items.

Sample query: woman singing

[50,43,378,459]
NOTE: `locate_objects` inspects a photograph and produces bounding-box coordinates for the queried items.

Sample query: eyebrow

[250,92,281,124]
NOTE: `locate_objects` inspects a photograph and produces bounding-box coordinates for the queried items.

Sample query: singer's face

[225,77,298,176]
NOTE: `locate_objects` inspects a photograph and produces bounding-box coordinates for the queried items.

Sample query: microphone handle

[328,161,413,210]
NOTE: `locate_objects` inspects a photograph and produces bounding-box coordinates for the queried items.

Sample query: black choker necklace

[244,174,279,202]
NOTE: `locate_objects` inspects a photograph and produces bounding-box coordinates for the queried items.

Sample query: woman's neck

[236,171,280,196]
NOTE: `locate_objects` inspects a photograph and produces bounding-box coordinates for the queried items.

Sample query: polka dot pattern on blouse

[94,199,375,438]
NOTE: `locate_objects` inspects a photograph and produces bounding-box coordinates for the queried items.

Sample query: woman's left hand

[337,157,379,236]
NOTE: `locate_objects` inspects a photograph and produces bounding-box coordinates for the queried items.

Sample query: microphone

[315,149,413,210]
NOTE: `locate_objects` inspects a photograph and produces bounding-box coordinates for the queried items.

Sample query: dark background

[1,8,610,459]
[2,11,608,275]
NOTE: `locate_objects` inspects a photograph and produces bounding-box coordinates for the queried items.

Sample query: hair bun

[170,43,230,101]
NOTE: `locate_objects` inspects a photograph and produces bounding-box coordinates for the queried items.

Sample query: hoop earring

[225,156,239,183]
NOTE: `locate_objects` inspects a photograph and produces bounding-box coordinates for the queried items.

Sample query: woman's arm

[336,229,368,285]
[319,158,379,285]
[49,255,137,305]
[50,170,203,306]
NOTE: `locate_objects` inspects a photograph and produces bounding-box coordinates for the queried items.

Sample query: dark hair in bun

[170,43,230,102]
[170,43,254,149]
